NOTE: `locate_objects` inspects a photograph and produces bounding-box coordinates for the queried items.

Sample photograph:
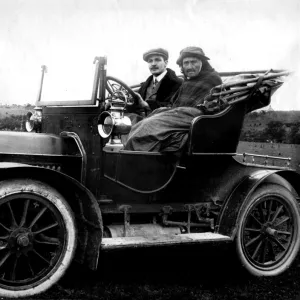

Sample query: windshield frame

[35,56,107,107]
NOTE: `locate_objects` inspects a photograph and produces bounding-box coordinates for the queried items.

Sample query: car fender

[216,168,300,238]
[0,162,102,270]
[0,131,64,155]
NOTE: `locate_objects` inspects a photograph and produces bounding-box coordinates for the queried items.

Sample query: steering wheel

[106,76,140,106]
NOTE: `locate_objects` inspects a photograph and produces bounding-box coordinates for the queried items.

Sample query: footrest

[101,232,231,250]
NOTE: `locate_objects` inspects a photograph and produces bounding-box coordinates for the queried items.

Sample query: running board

[101,232,231,250]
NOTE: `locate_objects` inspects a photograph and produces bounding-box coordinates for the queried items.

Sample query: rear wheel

[236,184,300,277]
[0,179,76,298]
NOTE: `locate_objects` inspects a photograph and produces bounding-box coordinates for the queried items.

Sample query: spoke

[0,223,10,232]
[35,233,60,246]
[0,242,8,250]
[274,216,290,228]
[271,205,283,224]
[270,236,286,252]
[258,203,266,223]
[267,239,276,261]
[26,254,35,277]
[260,240,268,263]
[250,213,262,226]
[277,230,292,236]
[277,237,290,244]
[35,239,60,246]
[28,207,47,229]
[19,199,30,227]
[0,252,11,267]
[32,222,58,235]
[7,202,17,227]
[32,249,50,264]
[245,233,262,248]
[244,228,261,233]
[10,256,19,281]
[252,240,263,260]
[266,200,273,222]
[262,201,267,210]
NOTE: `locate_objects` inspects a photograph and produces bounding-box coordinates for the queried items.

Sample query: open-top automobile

[0,56,299,298]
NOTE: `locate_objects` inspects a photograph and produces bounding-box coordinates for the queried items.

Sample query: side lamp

[25,106,43,132]
[98,92,131,149]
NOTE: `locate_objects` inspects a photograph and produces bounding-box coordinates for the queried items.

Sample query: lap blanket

[124,107,202,153]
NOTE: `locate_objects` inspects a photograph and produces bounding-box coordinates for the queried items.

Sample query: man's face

[182,57,203,78]
[147,55,167,76]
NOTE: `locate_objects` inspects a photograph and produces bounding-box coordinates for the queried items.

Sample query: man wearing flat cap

[136,48,182,112]
[125,46,222,152]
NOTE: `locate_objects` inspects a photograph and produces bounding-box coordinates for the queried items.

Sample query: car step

[101,232,231,250]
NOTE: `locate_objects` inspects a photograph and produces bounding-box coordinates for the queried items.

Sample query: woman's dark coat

[125,65,222,152]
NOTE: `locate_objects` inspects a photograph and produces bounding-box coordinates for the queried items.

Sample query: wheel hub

[261,223,278,238]
[9,228,32,251]
[265,227,278,238]
[16,233,30,247]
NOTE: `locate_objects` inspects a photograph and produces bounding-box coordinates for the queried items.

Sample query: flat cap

[143,48,169,62]
[176,46,210,65]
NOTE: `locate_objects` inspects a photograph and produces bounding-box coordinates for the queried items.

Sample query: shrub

[262,121,286,143]
[289,123,300,144]
[0,114,25,131]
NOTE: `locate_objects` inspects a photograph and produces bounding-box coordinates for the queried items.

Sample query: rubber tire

[0,179,77,298]
[236,183,300,277]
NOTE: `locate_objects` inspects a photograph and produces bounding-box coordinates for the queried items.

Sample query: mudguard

[216,168,300,237]
[0,131,64,155]
[0,162,102,270]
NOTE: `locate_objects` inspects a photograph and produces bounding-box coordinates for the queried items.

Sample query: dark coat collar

[138,68,182,105]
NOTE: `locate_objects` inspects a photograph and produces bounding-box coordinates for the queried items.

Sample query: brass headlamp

[98,91,131,148]
[25,106,43,132]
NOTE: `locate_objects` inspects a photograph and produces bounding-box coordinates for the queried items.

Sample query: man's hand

[104,99,111,110]
[134,92,150,111]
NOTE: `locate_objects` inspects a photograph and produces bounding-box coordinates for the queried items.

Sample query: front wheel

[0,179,76,298]
[236,184,300,277]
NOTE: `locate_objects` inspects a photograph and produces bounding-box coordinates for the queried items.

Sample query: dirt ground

[24,243,300,300]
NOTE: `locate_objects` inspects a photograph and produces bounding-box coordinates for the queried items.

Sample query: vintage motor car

[0,56,299,298]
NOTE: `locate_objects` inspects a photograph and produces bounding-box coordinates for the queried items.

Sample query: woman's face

[182,57,202,78]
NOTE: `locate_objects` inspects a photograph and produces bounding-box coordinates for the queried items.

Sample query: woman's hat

[176,46,210,65]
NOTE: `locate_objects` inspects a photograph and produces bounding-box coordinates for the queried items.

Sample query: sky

[0,0,299,110]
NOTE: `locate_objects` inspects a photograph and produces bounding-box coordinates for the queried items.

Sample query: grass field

[237,141,300,173]
[26,245,300,300]
[0,105,32,117]
[0,105,33,131]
